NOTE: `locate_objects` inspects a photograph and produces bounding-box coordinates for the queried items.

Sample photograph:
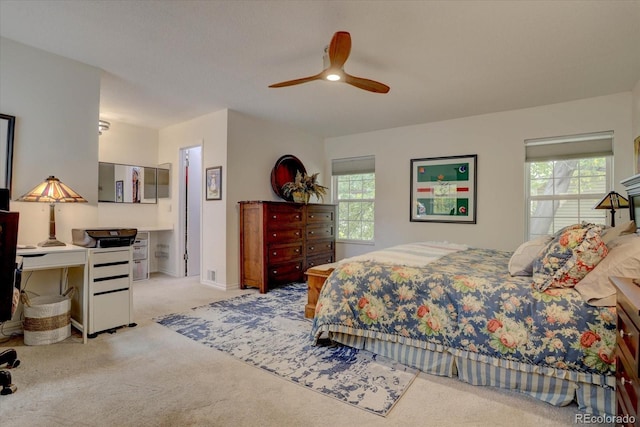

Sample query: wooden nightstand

[611,276,640,426]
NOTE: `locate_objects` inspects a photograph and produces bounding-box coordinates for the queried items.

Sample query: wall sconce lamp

[98,120,110,135]
[17,176,87,246]
[594,191,629,227]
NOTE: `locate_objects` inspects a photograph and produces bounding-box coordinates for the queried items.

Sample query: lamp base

[38,238,66,247]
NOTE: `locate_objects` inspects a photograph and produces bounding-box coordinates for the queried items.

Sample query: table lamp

[594,190,629,227]
[17,176,87,246]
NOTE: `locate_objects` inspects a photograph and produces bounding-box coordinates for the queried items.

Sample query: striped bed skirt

[329,332,615,416]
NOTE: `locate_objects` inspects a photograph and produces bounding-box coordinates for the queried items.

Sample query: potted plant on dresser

[281,171,328,204]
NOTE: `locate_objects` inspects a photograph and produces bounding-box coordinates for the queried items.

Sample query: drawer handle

[309,246,315,250]
[272,233,277,237]
[272,270,278,275]
[296,265,300,270]
[294,249,300,253]
[272,215,277,219]
[295,215,300,219]
[309,231,314,235]
[310,215,315,218]
[620,329,632,338]
[273,251,277,256]
[295,232,300,236]
[621,376,634,386]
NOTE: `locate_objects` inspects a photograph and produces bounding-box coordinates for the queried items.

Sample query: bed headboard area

[621,174,640,226]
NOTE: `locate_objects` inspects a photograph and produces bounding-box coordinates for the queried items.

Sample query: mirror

[0,114,15,195]
[157,164,170,199]
[99,162,162,203]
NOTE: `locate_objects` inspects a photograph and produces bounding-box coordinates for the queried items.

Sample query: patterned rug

[155,282,418,416]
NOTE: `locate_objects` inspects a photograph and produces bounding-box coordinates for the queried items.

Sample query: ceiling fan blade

[328,31,351,69]
[269,73,323,88]
[343,73,390,93]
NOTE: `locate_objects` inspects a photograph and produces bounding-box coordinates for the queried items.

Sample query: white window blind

[331,156,375,176]
[525,131,613,162]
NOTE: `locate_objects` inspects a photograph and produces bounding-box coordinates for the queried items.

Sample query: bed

[311,220,640,416]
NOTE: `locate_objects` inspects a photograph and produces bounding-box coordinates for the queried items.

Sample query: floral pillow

[532,223,608,292]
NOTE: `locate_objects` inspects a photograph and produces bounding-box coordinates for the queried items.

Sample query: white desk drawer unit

[88,247,135,337]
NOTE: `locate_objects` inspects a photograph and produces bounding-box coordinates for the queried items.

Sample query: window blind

[524,131,613,162]
[331,155,375,176]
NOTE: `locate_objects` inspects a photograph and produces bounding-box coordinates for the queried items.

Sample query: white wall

[97,120,160,228]
[158,109,325,289]
[327,92,635,260]
[0,37,101,245]
[158,109,228,280]
[226,110,326,287]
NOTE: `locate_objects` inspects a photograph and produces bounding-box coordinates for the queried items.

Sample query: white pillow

[575,234,640,306]
[508,235,553,276]
[601,220,637,246]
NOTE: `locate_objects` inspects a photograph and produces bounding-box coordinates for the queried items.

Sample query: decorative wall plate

[271,155,306,201]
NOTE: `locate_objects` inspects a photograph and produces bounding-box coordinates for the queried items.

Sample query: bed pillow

[575,234,640,306]
[601,220,637,246]
[532,223,608,292]
[508,235,553,276]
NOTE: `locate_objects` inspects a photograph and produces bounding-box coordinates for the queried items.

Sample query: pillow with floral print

[532,223,608,291]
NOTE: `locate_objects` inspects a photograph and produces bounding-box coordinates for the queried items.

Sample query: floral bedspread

[311,248,616,376]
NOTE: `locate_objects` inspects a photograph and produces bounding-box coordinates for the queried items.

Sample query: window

[332,156,375,242]
[525,132,613,240]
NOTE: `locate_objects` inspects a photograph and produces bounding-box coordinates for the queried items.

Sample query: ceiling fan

[269,31,390,94]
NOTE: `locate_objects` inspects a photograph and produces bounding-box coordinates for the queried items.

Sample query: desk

[17,245,89,343]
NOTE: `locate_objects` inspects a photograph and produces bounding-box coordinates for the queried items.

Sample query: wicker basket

[22,289,74,346]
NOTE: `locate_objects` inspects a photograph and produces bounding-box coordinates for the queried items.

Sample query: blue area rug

[155,283,418,416]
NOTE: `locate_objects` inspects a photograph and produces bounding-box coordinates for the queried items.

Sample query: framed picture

[115,180,124,203]
[206,166,222,200]
[635,135,640,174]
[410,154,477,224]
[0,114,15,194]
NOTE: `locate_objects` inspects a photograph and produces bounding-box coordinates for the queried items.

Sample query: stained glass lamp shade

[594,191,629,227]
[17,176,87,246]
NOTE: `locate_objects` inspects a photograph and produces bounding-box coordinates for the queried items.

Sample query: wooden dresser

[239,201,336,293]
[611,276,640,426]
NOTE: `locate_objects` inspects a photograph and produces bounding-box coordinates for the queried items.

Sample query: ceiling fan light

[326,73,341,81]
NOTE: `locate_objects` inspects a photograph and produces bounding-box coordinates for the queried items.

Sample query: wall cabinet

[239,201,336,293]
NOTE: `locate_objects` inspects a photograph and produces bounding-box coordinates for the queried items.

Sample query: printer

[72,228,138,248]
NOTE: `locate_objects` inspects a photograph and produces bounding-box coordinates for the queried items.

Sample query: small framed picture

[116,180,124,203]
[410,154,477,224]
[206,166,222,200]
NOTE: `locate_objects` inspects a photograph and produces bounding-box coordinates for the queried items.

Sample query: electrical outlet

[208,270,216,281]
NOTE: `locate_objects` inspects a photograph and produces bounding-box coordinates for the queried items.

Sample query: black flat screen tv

[0,211,19,322]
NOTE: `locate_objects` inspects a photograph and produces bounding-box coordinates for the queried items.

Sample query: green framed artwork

[410,154,477,224]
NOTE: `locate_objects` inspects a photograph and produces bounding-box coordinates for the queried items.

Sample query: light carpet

[155,282,418,416]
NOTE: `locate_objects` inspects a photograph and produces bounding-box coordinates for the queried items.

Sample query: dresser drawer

[268,243,303,264]
[618,307,640,377]
[617,349,639,418]
[266,206,304,229]
[268,261,303,283]
[307,239,334,255]
[266,227,303,243]
[306,206,335,224]
[307,224,334,240]
[306,254,335,269]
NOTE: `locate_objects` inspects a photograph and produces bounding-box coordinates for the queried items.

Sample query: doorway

[179,145,202,277]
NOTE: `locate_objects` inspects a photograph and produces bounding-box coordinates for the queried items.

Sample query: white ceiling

[1,1,639,138]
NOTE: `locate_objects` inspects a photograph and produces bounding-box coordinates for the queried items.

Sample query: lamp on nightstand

[594,191,629,227]
[17,176,87,247]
